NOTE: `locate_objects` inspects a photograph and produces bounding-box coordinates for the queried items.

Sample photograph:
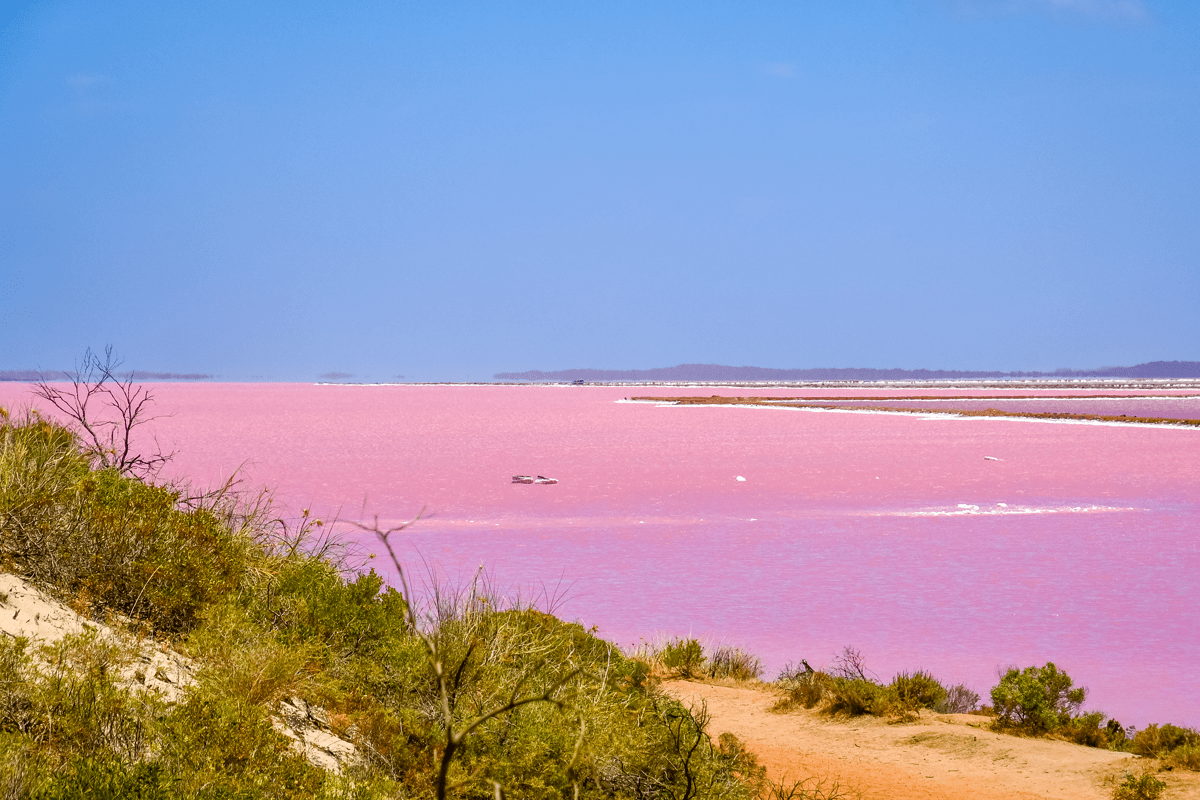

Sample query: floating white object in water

[736,476,746,481]
[513,475,557,484]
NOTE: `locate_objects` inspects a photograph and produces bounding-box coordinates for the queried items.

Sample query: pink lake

[2,382,1197,729]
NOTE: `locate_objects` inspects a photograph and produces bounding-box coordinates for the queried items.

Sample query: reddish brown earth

[663,680,1200,800]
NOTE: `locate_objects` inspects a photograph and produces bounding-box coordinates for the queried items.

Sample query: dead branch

[32,346,174,478]
[349,511,579,800]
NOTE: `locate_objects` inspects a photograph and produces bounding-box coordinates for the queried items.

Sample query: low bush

[1060,711,1109,748]
[938,683,980,714]
[0,632,160,765]
[772,671,831,713]
[1111,771,1167,800]
[660,637,707,678]
[891,671,946,711]
[0,413,253,635]
[708,646,762,681]
[1166,743,1200,771]
[776,661,816,683]
[1130,723,1200,769]
[774,655,966,722]
[827,678,898,717]
[32,758,172,800]
[990,662,1086,733]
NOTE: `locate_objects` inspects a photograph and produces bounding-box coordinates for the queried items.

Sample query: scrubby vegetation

[3,380,1198,797]
[642,639,763,683]
[766,644,1200,789]
[706,647,762,682]
[0,409,765,799]
[770,648,979,721]
[990,662,1086,733]
[1112,771,1167,800]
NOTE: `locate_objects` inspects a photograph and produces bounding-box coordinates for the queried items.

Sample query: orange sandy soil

[663,680,1200,800]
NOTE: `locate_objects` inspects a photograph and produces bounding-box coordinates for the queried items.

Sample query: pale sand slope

[664,680,1200,800]
[0,572,357,774]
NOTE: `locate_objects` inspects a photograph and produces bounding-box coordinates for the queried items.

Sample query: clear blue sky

[2,1,1197,381]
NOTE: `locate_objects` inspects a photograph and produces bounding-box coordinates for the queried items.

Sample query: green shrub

[0,731,49,800]
[708,646,762,681]
[0,631,161,764]
[660,637,706,678]
[827,678,897,717]
[772,671,831,712]
[261,559,409,661]
[158,693,324,799]
[622,657,652,690]
[32,758,171,800]
[0,414,252,635]
[891,671,946,711]
[990,662,1086,732]
[186,602,315,707]
[1061,711,1108,748]
[1165,742,1200,771]
[1130,723,1200,769]
[1112,771,1167,800]
[1131,723,1200,757]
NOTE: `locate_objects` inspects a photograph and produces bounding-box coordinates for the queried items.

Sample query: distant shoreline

[6,359,1200,384]
[495,360,1200,383]
[638,394,1200,428]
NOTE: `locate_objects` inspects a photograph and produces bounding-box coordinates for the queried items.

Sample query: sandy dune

[664,680,1200,800]
[0,572,358,774]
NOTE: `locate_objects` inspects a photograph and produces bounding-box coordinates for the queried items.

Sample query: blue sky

[2,0,1197,381]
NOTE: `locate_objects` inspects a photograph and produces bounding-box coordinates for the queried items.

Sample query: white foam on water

[869,503,1140,517]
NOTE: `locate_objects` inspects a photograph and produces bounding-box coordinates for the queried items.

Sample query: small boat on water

[512,475,558,485]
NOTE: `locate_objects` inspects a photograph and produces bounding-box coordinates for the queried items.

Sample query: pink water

[3,383,1197,728]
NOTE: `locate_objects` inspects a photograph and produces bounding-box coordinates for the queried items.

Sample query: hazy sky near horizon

[2,1,1198,381]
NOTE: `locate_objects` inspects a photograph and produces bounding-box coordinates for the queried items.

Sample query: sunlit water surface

[2,383,1196,728]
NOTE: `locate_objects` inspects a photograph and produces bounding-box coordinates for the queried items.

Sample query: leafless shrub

[350,512,583,800]
[763,774,858,799]
[831,646,871,682]
[939,684,981,714]
[32,346,173,479]
[777,660,816,683]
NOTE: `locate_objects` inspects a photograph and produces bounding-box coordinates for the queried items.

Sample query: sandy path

[663,680,1199,800]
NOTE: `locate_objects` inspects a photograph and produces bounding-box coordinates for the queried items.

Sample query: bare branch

[349,510,577,800]
[32,346,174,478]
